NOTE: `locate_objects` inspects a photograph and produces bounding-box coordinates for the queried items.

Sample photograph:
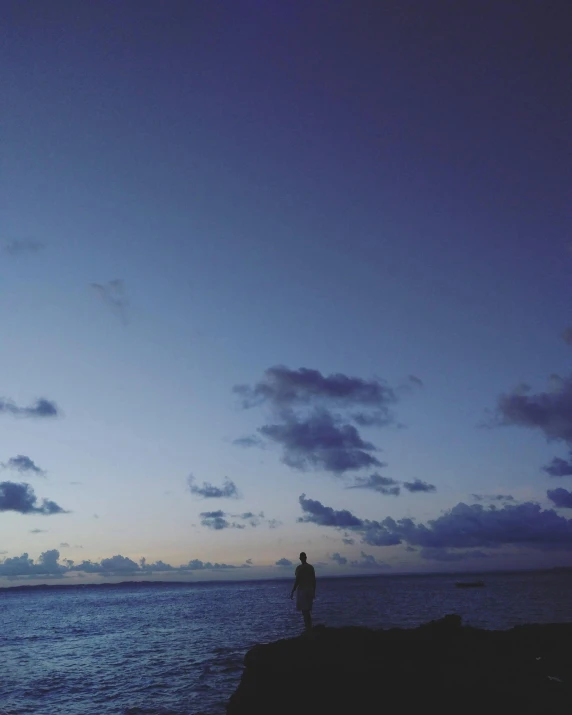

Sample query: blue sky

[1,1,571,585]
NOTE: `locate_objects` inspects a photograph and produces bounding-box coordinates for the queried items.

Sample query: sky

[1,1,571,585]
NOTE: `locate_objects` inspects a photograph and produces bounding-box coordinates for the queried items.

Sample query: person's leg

[302,609,312,630]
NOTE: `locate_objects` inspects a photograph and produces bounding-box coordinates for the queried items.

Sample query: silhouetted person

[290,552,316,630]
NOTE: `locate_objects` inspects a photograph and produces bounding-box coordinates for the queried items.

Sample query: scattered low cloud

[199,510,245,530]
[471,494,515,503]
[233,366,415,476]
[342,537,355,545]
[0,482,68,515]
[0,398,59,418]
[267,518,282,529]
[403,479,436,493]
[298,494,572,551]
[347,473,400,495]
[59,542,70,548]
[493,374,572,444]
[29,529,47,534]
[543,456,572,477]
[91,279,130,325]
[547,488,572,509]
[2,239,45,256]
[187,475,240,499]
[234,366,398,411]
[232,435,264,448]
[275,558,293,567]
[260,409,383,474]
[330,552,347,565]
[2,455,46,476]
[246,558,253,565]
[350,551,389,569]
[419,547,490,562]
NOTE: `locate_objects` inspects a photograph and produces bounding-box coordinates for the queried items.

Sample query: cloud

[199,510,245,530]
[234,366,397,410]
[0,398,59,418]
[471,494,515,503]
[330,552,347,565]
[298,494,364,528]
[246,558,253,565]
[347,473,400,495]
[232,511,264,527]
[29,529,47,534]
[91,279,130,325]
[0,549,65,577]
[403,479,436,493]
[419,547,490,562]
[187,475,240,499]
[232,435,264,448]
[405,546,416,552]
[562,327,572,345]
[0,482,68,515]
[181,559,241,571]
[2,239,45,256]
[2,455,46,476]
[267,518,282,529]
[261,409,383,474]
[342,537,355,545]
[543,455,572,477]
[298,494,572,551]
[547,488,572,509]
[350,551,389,569]
[59,542,70,548]
[275,558,293,567]
[233,366,413,475]
[494,375,572,444]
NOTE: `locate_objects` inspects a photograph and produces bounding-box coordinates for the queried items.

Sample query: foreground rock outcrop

[227,615,572,714]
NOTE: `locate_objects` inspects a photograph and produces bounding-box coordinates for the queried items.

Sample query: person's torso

[296,563,315,590]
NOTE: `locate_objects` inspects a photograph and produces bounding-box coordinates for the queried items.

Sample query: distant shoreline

[1,567,570,593]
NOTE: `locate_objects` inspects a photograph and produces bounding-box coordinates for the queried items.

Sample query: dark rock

[226,615,572,714]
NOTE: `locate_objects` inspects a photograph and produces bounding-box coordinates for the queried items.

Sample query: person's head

[299,552,307,564]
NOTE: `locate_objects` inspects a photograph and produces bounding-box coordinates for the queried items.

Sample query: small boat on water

[455,580,485,588]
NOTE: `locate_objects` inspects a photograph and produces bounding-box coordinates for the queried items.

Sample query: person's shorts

[296,589,314,611]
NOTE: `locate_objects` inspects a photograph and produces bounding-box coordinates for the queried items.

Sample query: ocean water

[3,570,572,715]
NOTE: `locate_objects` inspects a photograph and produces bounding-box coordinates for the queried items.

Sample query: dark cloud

[0,482,68,515]
[2,455,46,476]
[0,398,59,418]
[187,475,240,499]
[494,375,572,444]
[0,549,65,577]
[232,435,264,448]
[3,239,45,256]
[267,518,282,529]
[246,558,253,565]
[199,510,245,530]
[547,488,572,509]
[299,494,572,551]
[342,537,355,545]
[562,327,572,345]
[347,473,400,495]
[403,479,436,493]
[91,279,130,325]
[261,409,382,473]
[232,511,265,527]
[330,552,347,565]
[419,547,490,561]
[59,542,70,548]
[234,366,397,410]
[298,494,363,528]
[139,558,176,572]
[275,558,293,567]
[543,455,572,477]
[29,529,47,534]
[471,494,515,503]
[233,366,411,475]
[350,551,389,569]
[405,546,417,552]
[408,375,424,388]
[181,559,241,571]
